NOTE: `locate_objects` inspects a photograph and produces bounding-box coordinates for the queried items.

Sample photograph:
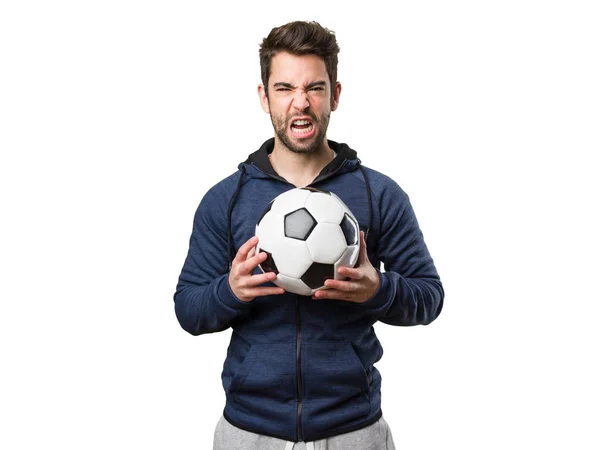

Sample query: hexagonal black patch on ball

[284,208,317,240]
[259,251,279,274]
[301,262,334,289]
[340,213,358,245]
[257,200,273,225]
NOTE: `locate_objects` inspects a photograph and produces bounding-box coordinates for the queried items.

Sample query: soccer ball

[255,187,360,296]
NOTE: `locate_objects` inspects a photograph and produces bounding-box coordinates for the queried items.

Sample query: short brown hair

[259,21,340,98]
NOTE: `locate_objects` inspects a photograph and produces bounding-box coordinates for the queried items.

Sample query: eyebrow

[273,82,294,89]
[307,81,327,89]
[273,81,327,89]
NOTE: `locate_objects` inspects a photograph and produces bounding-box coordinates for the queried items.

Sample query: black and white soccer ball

[255,187,360,296]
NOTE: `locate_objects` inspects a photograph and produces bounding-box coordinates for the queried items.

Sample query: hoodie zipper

[295,295,303,441]
[248,159,352,441]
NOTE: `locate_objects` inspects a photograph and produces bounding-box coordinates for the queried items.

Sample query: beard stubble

[270,111,331,155]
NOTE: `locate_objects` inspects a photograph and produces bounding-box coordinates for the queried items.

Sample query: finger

[239,251,268,274]
[312,289,348,300]
[246,246,256,260]
[245,271,277,287]
[324,279,357,292]
[234,236,259,264]
[358,230,368,264]
[337,266,363,280]
[243,286,286,297]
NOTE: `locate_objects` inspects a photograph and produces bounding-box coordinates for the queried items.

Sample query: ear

[258,84,270,114]
[330,81,342,111]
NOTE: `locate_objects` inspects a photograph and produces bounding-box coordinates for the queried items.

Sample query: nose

[292,90,309,111]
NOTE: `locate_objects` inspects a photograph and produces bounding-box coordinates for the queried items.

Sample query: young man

[174,21,444,450]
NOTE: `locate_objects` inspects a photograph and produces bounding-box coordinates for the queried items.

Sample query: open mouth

[290,118,315,136]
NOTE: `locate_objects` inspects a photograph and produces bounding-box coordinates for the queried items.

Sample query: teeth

[292,119,310,126]
[291,123,313,134]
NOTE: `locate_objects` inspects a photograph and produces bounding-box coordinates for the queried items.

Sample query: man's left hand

[312,230,379,303]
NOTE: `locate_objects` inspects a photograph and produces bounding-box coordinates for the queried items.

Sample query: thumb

[358,230,369,264]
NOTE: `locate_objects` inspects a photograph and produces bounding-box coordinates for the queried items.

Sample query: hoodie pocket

[227,343,296,406]
[303,341,371,419]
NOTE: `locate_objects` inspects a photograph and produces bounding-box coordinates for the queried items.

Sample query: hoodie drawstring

[227,165,247,268]
[285,442,315,450]
[358,164,373,253]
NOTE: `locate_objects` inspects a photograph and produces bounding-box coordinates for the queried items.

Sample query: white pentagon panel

[256,211,284,253]
[306,223,347,264]
[305,192,344,224]
[276,273,312,296]
[271,188,311,214]
[272,238,313,279]
[334,245,360,280]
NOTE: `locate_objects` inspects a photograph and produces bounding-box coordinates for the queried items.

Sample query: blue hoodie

[174,138,444,442]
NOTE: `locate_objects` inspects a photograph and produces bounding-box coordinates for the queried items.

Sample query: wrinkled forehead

[268,52,329,86]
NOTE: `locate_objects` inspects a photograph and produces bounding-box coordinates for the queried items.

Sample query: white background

[1,0,599,449]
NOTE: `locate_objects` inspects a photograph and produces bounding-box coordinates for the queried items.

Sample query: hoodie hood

[239,138,361,183]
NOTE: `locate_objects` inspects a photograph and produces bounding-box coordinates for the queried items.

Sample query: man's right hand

[229,236,285,302]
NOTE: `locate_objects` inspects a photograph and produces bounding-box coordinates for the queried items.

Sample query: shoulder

[355,165,410,204]
[200,170,243,204]
[193,170,244,222]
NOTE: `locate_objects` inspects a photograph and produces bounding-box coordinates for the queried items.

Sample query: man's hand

[312,231,379,303]
[229,236,285,303]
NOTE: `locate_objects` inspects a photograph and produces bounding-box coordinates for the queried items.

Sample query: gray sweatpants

[213,415,396,450]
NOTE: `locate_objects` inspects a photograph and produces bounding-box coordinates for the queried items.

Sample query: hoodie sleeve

[359,176,444,326]
[173,185,252,336]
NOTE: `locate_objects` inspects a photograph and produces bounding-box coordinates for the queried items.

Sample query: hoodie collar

[240,138,360,181]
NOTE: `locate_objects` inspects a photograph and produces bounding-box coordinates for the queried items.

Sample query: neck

[269,138,335,188]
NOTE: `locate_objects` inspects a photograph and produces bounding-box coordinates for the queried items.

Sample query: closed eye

[307,81,327,91]
[272,81,327,93]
